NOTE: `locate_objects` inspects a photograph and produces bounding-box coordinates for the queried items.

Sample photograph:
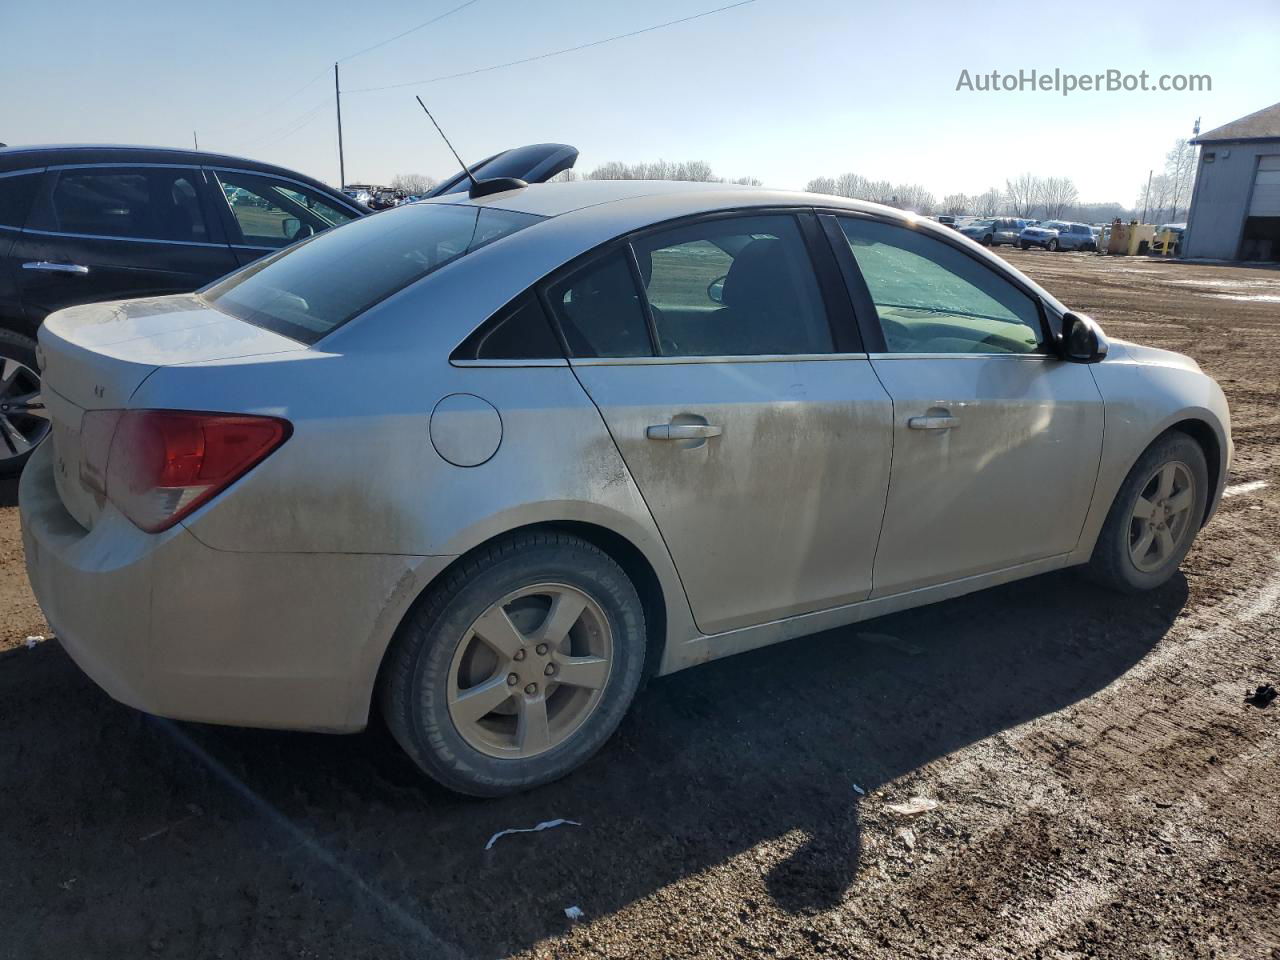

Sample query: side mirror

[707,274,727,304]
[1060,311,1108,363]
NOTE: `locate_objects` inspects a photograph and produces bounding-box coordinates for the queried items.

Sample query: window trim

[532,206,863,364]
[448,292,569,367]
[818,209,1060,359]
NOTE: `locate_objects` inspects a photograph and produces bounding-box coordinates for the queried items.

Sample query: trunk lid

[38,294,303,529]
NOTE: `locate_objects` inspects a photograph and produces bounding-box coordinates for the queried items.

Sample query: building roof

[1192,101,1280,144]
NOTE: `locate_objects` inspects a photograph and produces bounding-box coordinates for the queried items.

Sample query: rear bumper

[20,444,455,732]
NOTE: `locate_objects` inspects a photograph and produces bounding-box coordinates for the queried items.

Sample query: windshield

[203,203,543,344]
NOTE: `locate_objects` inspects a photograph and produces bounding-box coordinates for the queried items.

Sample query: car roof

[0,144,349,197]
[416,178,920,222]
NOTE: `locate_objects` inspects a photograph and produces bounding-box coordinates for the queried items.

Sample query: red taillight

[83,410,291,532]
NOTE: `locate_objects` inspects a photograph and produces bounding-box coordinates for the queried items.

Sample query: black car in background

[0,141,577,475]
[0,144,368,474]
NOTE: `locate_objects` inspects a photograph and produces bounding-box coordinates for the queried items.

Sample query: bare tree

[893,183,936,214]
[549,168,579,182]
[942,193,971,216]
[1038,176,1079,219]
[834,172,871,198]
[1139,173,1176,223]
[390,173,438,194]
[1163,138,1196,221]
[1004,173,1041,218]
[731,175,763,186]
[975,187,1004,217]
[806,176,837,195]
[587,159,718,182]
[864,180,897,205]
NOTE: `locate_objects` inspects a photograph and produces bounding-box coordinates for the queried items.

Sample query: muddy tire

[1086,431,1209,593]
[1048,238,1060,252]
[0,329,47,478]
[380,531,646,796]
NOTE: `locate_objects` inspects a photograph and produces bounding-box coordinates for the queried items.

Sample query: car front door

[826,214,1104,597]
[547,211,894,635]
[14,164,237,321]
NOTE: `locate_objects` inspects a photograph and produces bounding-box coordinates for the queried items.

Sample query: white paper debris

[564,906,585,921]
[484,818,581,851]
[885,797,938,817]
[852,783,866,795]
[24,635,46,649]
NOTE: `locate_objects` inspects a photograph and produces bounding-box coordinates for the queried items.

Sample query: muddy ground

[1,249,1278,959]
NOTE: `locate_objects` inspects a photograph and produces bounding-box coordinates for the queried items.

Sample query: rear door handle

[646,423,723,441]
[907,415,958,431]
[23,261,90,275]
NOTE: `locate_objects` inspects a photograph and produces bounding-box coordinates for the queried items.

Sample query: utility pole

[192,130,199,151]
[1141,169,1153,224]
[334,62,346,188]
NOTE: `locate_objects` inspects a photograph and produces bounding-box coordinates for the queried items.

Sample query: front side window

[49,168,209,242]
[204,203,542,343]
[633,214,833,357]
[837,217,1044,355]
[214,170,356,248]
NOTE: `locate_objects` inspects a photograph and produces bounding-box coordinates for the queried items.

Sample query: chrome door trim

[450,358,569,368]
[867,352,1053,361]
[569,352,871,366]
[19,226,230,249]
[46,162,204,172]
[0,166,46,179]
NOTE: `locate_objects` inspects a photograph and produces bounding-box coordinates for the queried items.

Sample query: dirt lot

[1,249,1278,959]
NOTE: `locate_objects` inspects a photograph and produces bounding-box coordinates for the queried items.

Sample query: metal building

[1183,100,1280,261]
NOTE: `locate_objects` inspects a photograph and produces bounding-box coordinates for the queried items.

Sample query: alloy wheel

[1129,461,1195,573]
[0,358,49,463]
[447,582,614,759]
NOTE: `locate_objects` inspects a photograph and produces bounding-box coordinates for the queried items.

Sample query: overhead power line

[345,0,758,94]
[338,0,482,63]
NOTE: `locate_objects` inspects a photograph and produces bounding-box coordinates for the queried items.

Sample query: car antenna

[415,96,526,199]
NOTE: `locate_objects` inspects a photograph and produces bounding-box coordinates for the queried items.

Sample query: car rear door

[546,210,894,635]
[825,213,1104,597]
[13,163,238,321]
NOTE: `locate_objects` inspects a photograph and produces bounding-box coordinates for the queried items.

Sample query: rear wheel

[981,234,993,246]
[0,330,49,478]
[1047,238,1060,252]
[380,531,647,796]
[1020,240,1031,250]
[1086,432,1209,592]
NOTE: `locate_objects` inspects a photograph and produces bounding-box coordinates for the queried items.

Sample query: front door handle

[646,423,723,441]
[23,261,90,275]
[907,415,958,431]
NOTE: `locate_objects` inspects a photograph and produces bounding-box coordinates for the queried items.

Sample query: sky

[3,0,1277,205]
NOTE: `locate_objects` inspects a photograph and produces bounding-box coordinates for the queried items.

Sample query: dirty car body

[21,179,1232,794]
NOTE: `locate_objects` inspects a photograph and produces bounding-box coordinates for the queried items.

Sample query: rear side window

[204,202,542,344]
[50,168,210,242]
[633,214,833,357]
[547,251,653,358]
[0,172,41,228]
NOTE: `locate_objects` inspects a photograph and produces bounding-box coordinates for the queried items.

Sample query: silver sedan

[22,180,1231,795]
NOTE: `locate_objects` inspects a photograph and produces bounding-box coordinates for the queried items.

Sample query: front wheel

[380,531,647,796]
[981,234,993,246]
[1047,238,1060,252]
[1020,240,1031,250]
[0,329,49,478]
[1086,432,1209,593]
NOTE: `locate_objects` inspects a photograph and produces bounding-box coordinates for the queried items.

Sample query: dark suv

[0,144,368,474]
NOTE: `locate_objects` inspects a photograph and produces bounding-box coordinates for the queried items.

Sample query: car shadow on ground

[0,569,1186,959]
